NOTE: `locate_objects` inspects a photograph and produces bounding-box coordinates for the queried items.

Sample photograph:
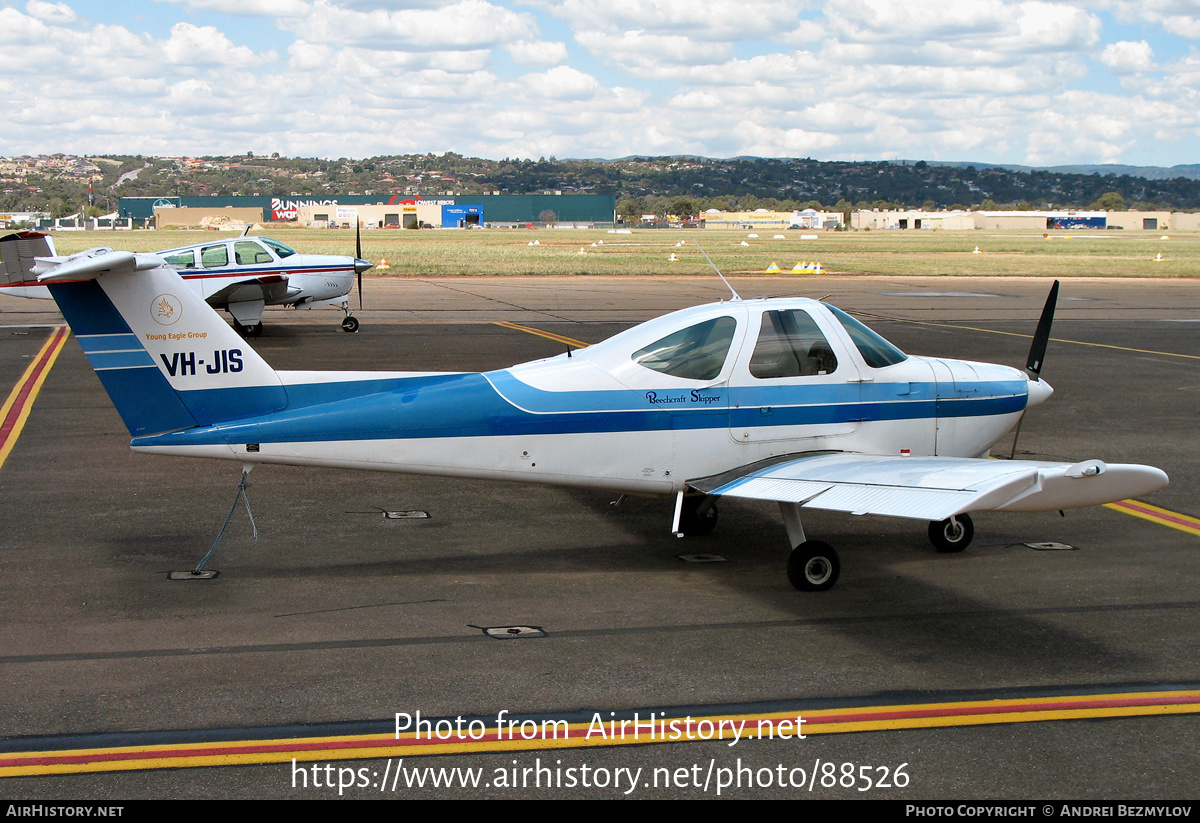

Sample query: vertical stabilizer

[42,255,287,436]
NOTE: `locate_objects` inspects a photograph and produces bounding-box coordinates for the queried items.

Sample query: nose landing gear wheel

[341,316,360,333]
[234,321,263,338]
[929,513,973,553]
[787,540,840,591]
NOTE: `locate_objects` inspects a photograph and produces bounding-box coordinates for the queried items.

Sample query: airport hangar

[120,194,617,229]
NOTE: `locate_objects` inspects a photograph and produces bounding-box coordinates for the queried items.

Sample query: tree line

[3,153,1197,217]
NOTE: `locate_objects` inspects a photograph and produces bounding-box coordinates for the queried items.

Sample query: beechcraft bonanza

[0,227,373,336]
[32,248,1167,590]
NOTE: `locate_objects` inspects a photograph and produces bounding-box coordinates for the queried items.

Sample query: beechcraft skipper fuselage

[35,248,1167,591]
[0,229,373,336]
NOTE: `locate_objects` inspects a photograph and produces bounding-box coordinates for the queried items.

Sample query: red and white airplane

[0,228,372,335]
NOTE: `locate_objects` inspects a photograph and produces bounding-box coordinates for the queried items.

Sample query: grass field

[47,226,1200,279]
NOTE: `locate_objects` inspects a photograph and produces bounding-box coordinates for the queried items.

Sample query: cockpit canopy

[507,297,912,394]
[620,299,906,384]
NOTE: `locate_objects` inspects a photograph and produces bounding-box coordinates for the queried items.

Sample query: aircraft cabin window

[200,244,229,268]
[261,238,297,259]
[826,305,908,368]
[162,250,196,269]
[749,309,838,378]
[631,316,737,381]
[234,241,274,265]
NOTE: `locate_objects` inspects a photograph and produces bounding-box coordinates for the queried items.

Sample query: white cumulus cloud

[505,39,569,67]
[1101,40,1154,74]
[24,1,75,24]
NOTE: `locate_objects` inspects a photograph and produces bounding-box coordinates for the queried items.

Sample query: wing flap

[692,453,1167,521]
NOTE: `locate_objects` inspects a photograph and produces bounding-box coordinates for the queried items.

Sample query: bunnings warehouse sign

[271,196,454,220]
[273,198,335,220]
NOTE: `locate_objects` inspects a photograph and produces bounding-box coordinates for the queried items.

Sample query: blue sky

[1,0,1197,166]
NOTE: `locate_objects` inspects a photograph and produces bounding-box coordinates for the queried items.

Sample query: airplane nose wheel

[929,513,973,553]
[787,540,840,591]
[341,315,360,333]
[234,321,263,338]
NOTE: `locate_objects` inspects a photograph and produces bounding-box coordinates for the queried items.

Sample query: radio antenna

[691,238,740,301]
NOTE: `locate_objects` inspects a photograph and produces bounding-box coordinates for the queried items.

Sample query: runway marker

[0,325,69,471]
[3,687,1199,776]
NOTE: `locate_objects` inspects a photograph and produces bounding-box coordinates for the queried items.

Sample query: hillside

[4,153,1199,218]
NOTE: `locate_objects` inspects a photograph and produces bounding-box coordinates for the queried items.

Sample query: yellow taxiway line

[493,320,590,348]
[3,688,1199,776]
[0,325,69,471]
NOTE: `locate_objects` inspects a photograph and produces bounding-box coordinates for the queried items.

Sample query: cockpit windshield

[826,305,908,368]
[631,316,737,381]
[260,237,297,259]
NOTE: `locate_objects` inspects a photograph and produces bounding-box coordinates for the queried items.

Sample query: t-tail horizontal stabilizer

[40,253,287,438]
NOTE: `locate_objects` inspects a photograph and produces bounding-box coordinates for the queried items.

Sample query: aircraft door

[727,307,862,447]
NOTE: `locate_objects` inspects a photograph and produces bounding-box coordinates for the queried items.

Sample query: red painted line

[6,691,1199,770]
[1110,500,1200,529]
[177,267,352,281]
[801,694,1200,725]
[0,326,68,445]
[2,268,353,289]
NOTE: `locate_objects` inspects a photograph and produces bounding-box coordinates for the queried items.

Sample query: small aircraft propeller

[1010,279,1060,458]
[1025,279,1059,380]
[354,220,365,311]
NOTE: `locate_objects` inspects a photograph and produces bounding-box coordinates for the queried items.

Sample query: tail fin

[41,251,287,437]
[0,231,57,296]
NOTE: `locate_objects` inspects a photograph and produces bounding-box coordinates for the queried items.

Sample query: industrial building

[853,209,1198,231]
[121,194,616,228]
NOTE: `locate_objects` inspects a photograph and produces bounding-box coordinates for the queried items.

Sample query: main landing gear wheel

[341,315,360,333]
[678,496,718,536]
[929,513,974,553]
[787,540,840,592]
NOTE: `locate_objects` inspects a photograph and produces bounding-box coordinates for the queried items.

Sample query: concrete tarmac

[0,275,1197,799]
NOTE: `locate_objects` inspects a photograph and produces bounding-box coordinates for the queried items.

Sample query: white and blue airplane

[0,228,373,336]
[34,248,1168,590]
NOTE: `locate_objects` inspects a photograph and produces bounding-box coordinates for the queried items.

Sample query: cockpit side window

[826,305,908,368]
[632,316,737,381]
[162,250,196,269]
[749,309,838,378]
[261,238,297,259]
[234,240,274,265]
[200,244,228,268]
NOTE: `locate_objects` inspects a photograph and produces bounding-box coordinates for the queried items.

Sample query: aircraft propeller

[1025,279,1059,380]
[353,220,372,311]
[1009,280,1059,458]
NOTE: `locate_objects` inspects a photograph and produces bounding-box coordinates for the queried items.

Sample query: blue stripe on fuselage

[489,370,1025,414]
[131,370,1027,448]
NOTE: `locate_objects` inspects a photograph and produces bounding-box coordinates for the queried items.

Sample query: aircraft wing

[689,453,1169,521]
